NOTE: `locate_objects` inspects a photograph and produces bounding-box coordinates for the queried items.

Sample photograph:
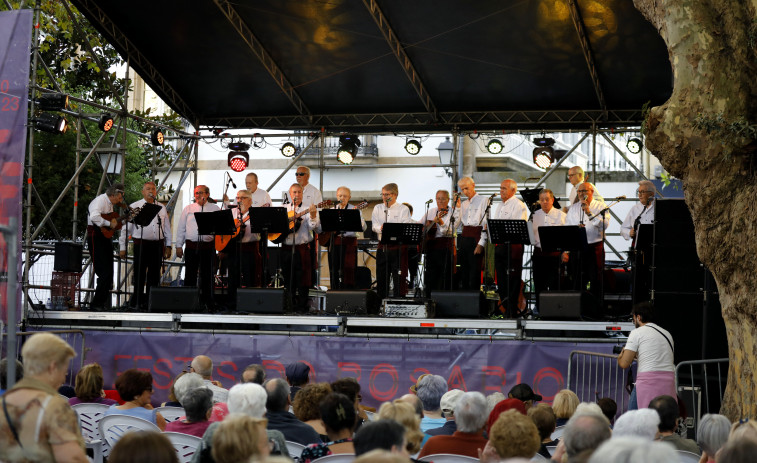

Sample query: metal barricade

[675,358,728,436]
[567,350,632,420]
[1,330,87,386]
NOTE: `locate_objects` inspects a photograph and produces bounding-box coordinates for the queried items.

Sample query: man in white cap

[426,389,465,437]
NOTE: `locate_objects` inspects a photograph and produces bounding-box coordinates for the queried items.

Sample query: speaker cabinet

[355,266,373,290]
[432,291,484,318]
[237,288,288,314]
[148,287,199,313]
[327,290,379,315]
[54,241,83,273]
[539,291,599,320]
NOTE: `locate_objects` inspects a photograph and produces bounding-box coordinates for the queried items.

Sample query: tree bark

[632,0,757,420]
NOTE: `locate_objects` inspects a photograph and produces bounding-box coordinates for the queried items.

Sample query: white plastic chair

[156,406,186,422]
[551,425,566,440]
[311,454,356,462]
[363,411,375,422]
[530,453,548,461]
[98,414,160,457]
[677,450,701,463]
[417,454,478,463]
[286,440,307,460]
[546,445,557,456]
[164,432,203,463]
[72,403,110,463]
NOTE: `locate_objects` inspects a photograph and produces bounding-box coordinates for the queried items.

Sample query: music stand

[487,219,530,313]
[249,207,291,287]
[129,203,162,310]
[191,210,235,310]
[379,223,423,298]
[539,225,588,292]
[321,209,363,289]
[632,223,654,305]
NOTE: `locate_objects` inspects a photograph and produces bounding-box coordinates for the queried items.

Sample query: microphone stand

[383,198,390,299]
[480,194,496,293]
[418,200,432,298]
[447,193,460,291]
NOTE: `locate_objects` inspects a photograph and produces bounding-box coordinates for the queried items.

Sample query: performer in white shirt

[621,180,657,304]
[176,185,220,308]
[565,166,585,211]
[371,183,413,300]
[532,189,566,300]
[456,177,492,291]
[289,166,322,208]
[282,183,321,312]
[564,182,610,299]
[87,183,125,310]
[422,189,460,296]
[118,181,171,309]
[327,186,366,289]
[492,179,529,316]
[246,172,273,208]
[222,189,262,309]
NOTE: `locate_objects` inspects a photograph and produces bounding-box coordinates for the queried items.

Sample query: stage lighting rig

[281,142,297,157]
[487,139,503,154]
[151,128,164,146]
[337,134,361,165]
[227,141,250,172]
[33,113,68,134]
[627,137,642,154]
[532,137,556,169]
[405,139,422,155]
[35,93,69,111]
[98,113,114,132]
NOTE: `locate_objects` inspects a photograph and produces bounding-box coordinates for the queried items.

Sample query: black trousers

[87,227,113,309]
[494,243,524,313]
[425,238,455,296]
[282,243,312,311]
[457,236,483,290]
[376,245,407,300]
[183,240,216,303]
[328,238,357,290]
[533,247,562,301]
[131,239,163,307]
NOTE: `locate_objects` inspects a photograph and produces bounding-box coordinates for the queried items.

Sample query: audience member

[552,389,580,426]
[162,371,186,407]
[560,411,611,463]
[415,374,448,431]
[104,368,166,430]
[300,393,357,462]
[508,383,542,411]
[398,393,424,419]
[527,403,558,458]
[418,391,488,459]
[729,418,757,441]
[173,372,228,422]
[596,397,617,425]
[717,435,757,463]
[331,377,370,429]
[264,378,321,445]
[241,364,266,384]
[648,394,700,453]
[588,436,680,463]
[612,408,659,440]
[354,419,408,457]
[165,387,213,437]
[191,355,228,403]
[377,400,425,456]
[69,362,118,406]
[485,392,505,414]
[0,357,23,394]
[697,413,731,462]
[353,449,411,463]
[211,414,270,463]
[293,382,333,440]
[285,362,311,401]
[426,389,464,436]
[109,430,178,463]
[0,333,86,463]
[486,398,526,435]
[481,409,540,462]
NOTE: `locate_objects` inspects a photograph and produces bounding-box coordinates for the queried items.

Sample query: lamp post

[436,136,454,178]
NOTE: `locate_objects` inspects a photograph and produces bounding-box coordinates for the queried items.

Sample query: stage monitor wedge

[237,288,288,314]
[432,291,484,318]
[149,287,199,313]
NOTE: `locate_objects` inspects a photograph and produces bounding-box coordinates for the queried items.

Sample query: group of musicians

[86,165,656,315]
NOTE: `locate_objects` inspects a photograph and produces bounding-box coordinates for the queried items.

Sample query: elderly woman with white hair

[697,413,731,462]
[589,436,679,463]
[612,408,660,440]
[190,383,288,463]
[0,332,88,462]
[174,372,228,422]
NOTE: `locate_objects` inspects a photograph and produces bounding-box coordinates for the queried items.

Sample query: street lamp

[436,136,454,178]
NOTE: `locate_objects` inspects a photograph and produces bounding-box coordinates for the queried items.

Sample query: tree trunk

[632,0,757,420]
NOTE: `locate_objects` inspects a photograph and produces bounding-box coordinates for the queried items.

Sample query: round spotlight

[98,113,114,132]
[337,134,361,165]
[281,142,297,157]
[627,137,642,154]
[405,139,422,155]
[532,147,554,170]
[34,113,68,134]
[228,151,249,172]
[151,128,164,146]
[487,139,503,154]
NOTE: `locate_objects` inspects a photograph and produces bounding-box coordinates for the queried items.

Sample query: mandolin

[318,200,369,246]
[100,203,141,239]
[268,200,333,243]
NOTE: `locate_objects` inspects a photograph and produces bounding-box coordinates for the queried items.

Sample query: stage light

[405,139,422,155]
[228,141,250,151]
[337,134,361,165]
[487,139,503,154]
[627,137,642,154]
[281,142,297,157]
[150,128,164,146]
[36,93,68,111]
[532,147,554,169]
[98,113,114,132]
[33,113,67,134]
[228,151,249,172]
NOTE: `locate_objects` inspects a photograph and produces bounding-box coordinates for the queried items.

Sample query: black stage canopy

[70,0,671,133]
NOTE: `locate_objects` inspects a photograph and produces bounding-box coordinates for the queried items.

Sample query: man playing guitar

[282,183,320,312]
[86,183,126,311]
[327,186,367,290]
[423,189,459,296]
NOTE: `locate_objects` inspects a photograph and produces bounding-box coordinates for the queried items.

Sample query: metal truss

[568,0,607,117]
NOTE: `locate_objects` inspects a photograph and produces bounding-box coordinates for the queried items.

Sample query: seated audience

[426,389,464,437]
[612,408,659,440]
[554,407,611,463]
[104,368,166,430]
[353,449,411,463]
[162,371,186,407]
[293,382,332,440]
[241,364,266,384]
[109,430,178,463]
[264,377,321,445]
[354,419,409,457]
[648,394,700,453]
[697,413,731,462]
[552,389,580,427]
[729,418,757,441]
[486,398,526,435]
[191,355,228,403]
[0,357,23,394]
[0,333,86,463]
[596,397,617,426]
[480,409,540,462]
[378,400,425,456]
[508,383,542,411]
[485,392,505,414]
[300,393,357,462]
[717,435,757,463]
[331,376,370,429]
[165,387,213,437]
[69,362,118,406]
[211,414,270,463]
[398,393,424,419]
[174,372,228,422]
[418,391,488,459]
[588,436,680,463]
[527,403,558,458]
[415,374,448,431]
[285,361,310,401]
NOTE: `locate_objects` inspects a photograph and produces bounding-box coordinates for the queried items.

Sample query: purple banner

[72,330,615,408]
[0,9,32,323]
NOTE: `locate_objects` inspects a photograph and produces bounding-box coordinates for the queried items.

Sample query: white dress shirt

[250,188,272,207]
[371,202,412,241]
[459,194,491,247]
[233,207,260,243]
[300,183,323,208]
[423,206,460,238]
[565,199,610,244]
[621,201,655,241]
[333,203,367,238]
[118,199,172,251]
[87,193,115,228]
[176,202,221,247]
[283,204,321,245]
[532,207,567,248]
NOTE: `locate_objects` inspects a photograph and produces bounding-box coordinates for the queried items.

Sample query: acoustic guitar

[100,204,141,239]
[214,213,250,252]
[318,200,369,247]
[268,200,333,243]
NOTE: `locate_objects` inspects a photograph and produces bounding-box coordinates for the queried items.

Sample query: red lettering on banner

[114,355,132,378]
[217,361,238,384]
[298,360,317,382]
[481,366,507,393]
[369,363,399,402]
[0,129,10,143]
[263,360,285,378]
[134,356,153,372]
[409,368,430,393]
[514,371,522,385]
[532,367,564,403]
[337,362,362,382]
[153,358,173,390]
[447,365,467,391]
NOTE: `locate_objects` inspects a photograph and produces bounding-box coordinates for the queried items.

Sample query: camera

[612,345,623,354]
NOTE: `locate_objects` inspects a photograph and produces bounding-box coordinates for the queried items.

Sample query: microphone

[489,193,496,199]
[226,172,237,189]
[616,195,627,200]
[425,199,433,205]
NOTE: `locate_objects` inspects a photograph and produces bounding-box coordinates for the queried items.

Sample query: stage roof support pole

[568,0,607,119]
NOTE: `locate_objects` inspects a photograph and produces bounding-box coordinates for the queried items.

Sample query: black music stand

[540,225,588,292]
[193,210,235,310]
[632,223,654,305]
[380,223,423,298]
[321,209,363,289]
[249,207,290,287]
[129,203,162,310]
[488,219,531,313]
